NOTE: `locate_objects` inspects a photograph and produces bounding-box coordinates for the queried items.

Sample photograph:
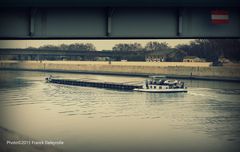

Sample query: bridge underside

[0,7,239,39]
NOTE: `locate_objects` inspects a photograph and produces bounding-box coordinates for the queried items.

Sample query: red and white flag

[211,10,229,24]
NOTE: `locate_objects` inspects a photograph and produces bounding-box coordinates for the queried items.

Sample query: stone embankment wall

[0,61,239,80]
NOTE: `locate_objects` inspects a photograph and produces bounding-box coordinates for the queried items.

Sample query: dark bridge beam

[0,1,239,39]
[1,0,240,7]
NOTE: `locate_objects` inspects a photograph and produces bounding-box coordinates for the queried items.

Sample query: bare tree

[145,41,170,51]
[112,43,143,51]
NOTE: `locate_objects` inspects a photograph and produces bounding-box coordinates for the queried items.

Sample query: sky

[0,39,193,51]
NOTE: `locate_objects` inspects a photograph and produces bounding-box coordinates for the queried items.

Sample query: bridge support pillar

[106,8,115,36]
[29,8,37,36]
[177,8,183,36]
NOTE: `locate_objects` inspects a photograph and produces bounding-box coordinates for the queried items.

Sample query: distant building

[183,56,206,62]
[146,55,165,62]
[96,57,110,61]
[145,49,187,62]
[218,57,231,63]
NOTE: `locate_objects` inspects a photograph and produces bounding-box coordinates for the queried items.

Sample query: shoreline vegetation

[23,39,240,62]
[1,39,239,64]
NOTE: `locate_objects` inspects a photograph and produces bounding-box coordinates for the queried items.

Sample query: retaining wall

[0,61,240,80]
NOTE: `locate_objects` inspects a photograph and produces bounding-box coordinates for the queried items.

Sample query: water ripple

[1,71,240,146]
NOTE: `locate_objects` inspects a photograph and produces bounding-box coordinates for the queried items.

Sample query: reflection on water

[0,70,240,152]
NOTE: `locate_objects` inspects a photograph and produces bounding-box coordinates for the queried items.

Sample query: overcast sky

[0,39,193,51]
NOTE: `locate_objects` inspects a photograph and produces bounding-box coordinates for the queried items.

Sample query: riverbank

[0,60,240,82]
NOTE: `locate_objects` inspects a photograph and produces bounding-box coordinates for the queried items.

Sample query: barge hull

[48,78,141,91]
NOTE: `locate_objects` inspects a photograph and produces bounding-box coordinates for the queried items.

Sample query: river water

[0,70,240,152]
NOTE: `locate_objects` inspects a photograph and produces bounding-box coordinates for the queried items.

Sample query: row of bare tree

[27,43,97,51]
[176,39,240,62]
[26,40,240,62]
[27,42,171,52]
